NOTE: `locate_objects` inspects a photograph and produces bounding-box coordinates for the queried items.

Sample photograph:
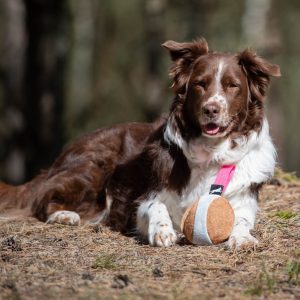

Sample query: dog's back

[0,118,166,223]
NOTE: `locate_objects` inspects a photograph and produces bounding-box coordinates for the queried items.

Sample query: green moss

[92,253,118,269]
[274,169,300,183]
[286,261,300,283]
[270,210,297,220]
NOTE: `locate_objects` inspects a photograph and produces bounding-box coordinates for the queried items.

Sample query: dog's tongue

[203,123,220,135]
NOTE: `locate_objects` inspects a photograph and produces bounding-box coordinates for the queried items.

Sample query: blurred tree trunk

[65,0,95,137]
[185,0,209,39]
[0,0,26,184]
[142,0,167,121]
[272,0,300,174]
[22,0,71,179]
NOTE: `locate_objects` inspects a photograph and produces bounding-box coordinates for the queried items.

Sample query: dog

[0,39,280,248]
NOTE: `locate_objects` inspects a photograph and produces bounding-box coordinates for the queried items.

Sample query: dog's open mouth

[202,123,228,136]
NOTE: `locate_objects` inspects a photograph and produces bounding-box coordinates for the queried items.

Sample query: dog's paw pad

[47,211,80,226]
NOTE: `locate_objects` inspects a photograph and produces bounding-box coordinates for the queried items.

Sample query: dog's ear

[162,39,209,95]
[238,49,281,102]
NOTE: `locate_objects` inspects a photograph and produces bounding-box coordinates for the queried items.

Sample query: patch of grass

[286,261,300,283]
[270,210,297,220]
[92,253,118,269]
[245,265,276,296]
[274,169,300,183]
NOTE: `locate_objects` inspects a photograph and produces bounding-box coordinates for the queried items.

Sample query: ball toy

[181,194,234,245]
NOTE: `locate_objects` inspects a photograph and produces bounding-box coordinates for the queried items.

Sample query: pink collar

[209,165,236,196]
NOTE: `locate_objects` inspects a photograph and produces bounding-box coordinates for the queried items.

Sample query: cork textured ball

[181,195,235,245]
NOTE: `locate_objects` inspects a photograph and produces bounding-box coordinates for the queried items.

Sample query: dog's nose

[202,103,221,119]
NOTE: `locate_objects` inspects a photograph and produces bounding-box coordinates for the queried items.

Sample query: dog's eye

[228,83,240,89]
[194,81,206,89]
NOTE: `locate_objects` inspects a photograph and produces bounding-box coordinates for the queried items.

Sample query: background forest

[0,0,299,184]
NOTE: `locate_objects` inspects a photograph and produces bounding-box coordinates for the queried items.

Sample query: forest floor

[0,170,299,300]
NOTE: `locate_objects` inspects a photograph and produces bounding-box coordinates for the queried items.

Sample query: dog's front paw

[148,221,177,247]
[227,231,258,250]
[47,211,80,226]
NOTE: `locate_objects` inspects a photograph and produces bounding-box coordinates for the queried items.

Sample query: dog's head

[163,39,280,139]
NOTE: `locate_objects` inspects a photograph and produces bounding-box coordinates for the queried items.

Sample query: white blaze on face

[207,60,227,108]
[215,60,224,90]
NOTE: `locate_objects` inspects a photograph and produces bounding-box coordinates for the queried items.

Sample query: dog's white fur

[47,210,81,226]
[137,118,276,248]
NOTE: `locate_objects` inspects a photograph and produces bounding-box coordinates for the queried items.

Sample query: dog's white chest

[160,166,218,231]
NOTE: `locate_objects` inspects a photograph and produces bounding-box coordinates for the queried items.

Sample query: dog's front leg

[227,191,258,249]
[136,197,177,247]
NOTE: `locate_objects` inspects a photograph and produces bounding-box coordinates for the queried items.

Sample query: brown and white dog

[0,39,280,248]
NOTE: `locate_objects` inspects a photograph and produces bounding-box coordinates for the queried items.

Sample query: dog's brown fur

[0,120,166,228]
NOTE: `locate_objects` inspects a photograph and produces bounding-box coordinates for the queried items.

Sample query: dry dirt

[0,173,299,300]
